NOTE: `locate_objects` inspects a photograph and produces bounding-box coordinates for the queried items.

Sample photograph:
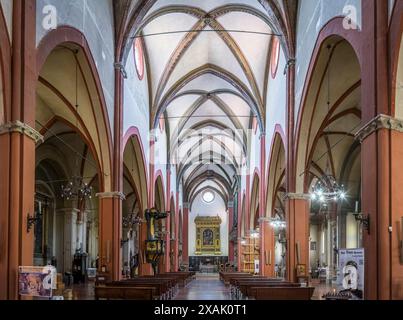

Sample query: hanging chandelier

[61,176,93,200]
[60,50,92,202]
[122,213,143,228]
[310,44,346,206]
[310,174,346,204]
[269,208,286,229]
[269,216,286,229]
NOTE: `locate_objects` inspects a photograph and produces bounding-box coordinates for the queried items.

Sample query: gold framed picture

[296,264,307,277]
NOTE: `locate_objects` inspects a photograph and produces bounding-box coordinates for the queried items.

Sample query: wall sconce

[27,212,42,233]
[353,212,370,234]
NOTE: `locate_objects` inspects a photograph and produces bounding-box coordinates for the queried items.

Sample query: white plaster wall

[389,0,395,21]
[265,48,287,155]
[170,164,177,196]
[36,0,115,134]
[295,0,362,122]
[0,0,12,41]
[189,192,229,257]
[248,128,261,181]
[123,44,151,166]
[154,127,168,193]
[309,224,319,269]
[395,40,403,119]
[346,213,359,248]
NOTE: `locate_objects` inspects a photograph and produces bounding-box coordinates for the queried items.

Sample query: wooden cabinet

[241,236,260,274]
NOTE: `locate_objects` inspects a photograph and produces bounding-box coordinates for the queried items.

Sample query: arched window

[134,38,144,80]
[270,36,280,79]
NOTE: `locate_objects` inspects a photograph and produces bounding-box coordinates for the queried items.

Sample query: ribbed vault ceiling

[117,0,294,204]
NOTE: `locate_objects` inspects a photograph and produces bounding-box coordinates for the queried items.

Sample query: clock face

[134,38,144,80]
[270,36,280,79]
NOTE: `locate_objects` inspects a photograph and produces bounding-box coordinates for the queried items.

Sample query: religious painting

[194,216,222,255]
[296,264,307,277]
[203,229,214,246]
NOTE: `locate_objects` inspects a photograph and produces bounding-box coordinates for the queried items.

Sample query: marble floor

[174,273,231,300]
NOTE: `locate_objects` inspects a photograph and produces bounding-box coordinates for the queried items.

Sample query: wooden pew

[253,287,315,300]
[95,286,156,300]
[242,283,301,300]
[232,279,293,299]
[106,280,170,300]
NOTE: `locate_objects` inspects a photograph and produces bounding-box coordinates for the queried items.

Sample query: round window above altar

[202,190,215,203]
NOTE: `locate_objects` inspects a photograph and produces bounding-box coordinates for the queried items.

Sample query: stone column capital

[96,191,126,200]
[0,120,44,144]
[355,114,403,143]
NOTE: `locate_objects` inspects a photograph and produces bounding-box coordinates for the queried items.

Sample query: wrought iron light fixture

[269,216,286,229]
[310,174,346,205]
[27,211,42,233]
[61,176,93,201]
[122,213,143,229]
[60,51,93,202]
[310,44,347,207]
[352,201,370,234]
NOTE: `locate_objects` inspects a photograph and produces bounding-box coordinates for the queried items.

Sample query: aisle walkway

[174,273,230,300]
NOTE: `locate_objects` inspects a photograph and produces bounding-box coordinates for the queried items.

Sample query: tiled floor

[174,274,231,300]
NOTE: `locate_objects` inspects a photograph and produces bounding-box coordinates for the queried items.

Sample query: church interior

[0,0,402,301]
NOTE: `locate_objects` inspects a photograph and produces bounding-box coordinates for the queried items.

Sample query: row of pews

[95,272,196,300]
[220,272,315,300]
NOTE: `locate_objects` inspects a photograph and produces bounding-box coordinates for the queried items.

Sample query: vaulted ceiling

[114,0,297,205]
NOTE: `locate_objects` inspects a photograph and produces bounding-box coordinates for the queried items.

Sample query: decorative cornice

[96,191,126,200]
[355,114,403,143]
[0,121,44,144]
[284,192,311,200]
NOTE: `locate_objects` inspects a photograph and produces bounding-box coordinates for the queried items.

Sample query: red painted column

[182,203,189,265]
[228,199,234,262]
[259,134,269,275]
[245,174,251,233]
[285,195,310,282]
[358,0,394,300]
[110,59,125,281]
[164,169,171,273]
[0,0,37,300]
[237,192,242,271]
[97,193,125,281]
[174,192,180,271]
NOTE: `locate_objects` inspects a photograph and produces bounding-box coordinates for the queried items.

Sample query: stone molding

[96,191,126,200]
[183,202,190,209]
[0,120,44,144]
[227,201,234,208]
[284,192,311,200]
[355,114,403,143]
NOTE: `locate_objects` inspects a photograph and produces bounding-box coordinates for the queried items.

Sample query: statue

[144,208,168,275]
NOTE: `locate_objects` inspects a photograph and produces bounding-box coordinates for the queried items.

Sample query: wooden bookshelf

[241,235,260,274]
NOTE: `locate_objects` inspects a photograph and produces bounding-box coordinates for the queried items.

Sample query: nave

[0,0,402,301]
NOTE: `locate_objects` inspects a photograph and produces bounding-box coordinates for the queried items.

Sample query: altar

[199,264,217,273]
